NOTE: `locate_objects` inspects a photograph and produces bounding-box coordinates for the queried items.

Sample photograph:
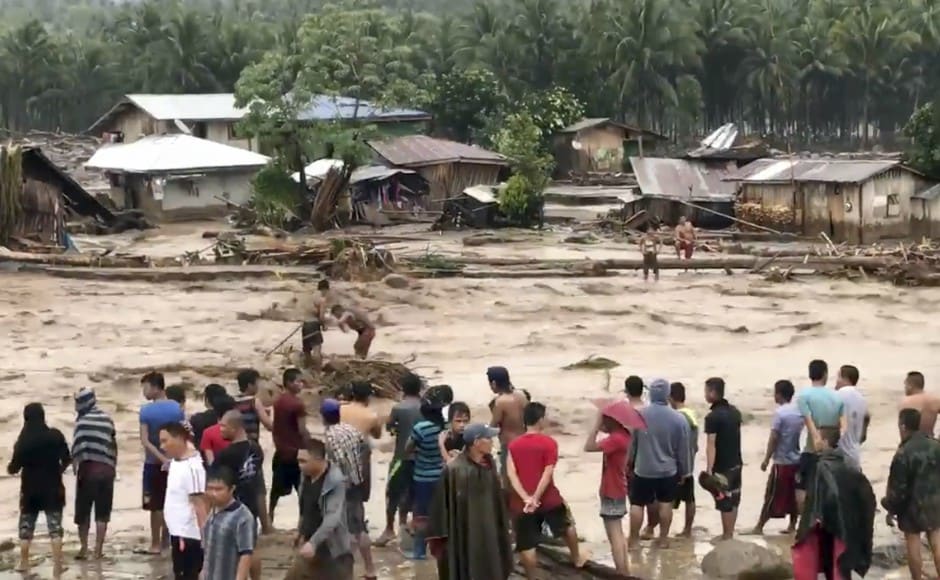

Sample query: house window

[887,193,901,217]
[228,123,241,140]
[185,180,200,197]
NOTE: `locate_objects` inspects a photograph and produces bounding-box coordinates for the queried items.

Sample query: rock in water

[700,539,792,579]
[383,273,411,289]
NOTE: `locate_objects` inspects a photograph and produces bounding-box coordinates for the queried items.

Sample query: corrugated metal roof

[729,158,907,183]
[85,134,270,173]
[559,118,667,140]
[914,183,940,200]
[128,94,245,121]
[700,123,739,150]
[542,184,638,204]
[628,157,736,200]
[369,135,508,167]
[350,165,415,184]
[22,147,114,223]
[292,158,345,182]
[297,95,429,122]
[463,184,498,203]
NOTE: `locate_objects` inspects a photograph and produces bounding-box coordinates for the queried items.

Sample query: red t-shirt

[199,424,230,457]
[273,392,307,460]
[507,432,564,514]
[599,429,630,499]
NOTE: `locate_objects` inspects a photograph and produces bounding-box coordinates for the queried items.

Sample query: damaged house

[368,135,508,208]
[728,158,928,243]
[628,157,737,228]
[0,145,112,246]
[553,118,667,176]
[86,134,269,221]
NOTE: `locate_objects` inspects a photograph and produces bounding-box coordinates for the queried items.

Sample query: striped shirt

[203,500,257,580]
[235,397,261,441]
[325,423,365,486]
[72,408,117,469]
[412,420,444,482]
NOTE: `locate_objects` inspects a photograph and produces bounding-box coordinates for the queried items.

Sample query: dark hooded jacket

[428,451,513,580]
[882,431,940,534]
[795,449,875,578]
[7,403,71,512]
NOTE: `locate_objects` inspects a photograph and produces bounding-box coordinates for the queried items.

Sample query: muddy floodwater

[0,225,936,578]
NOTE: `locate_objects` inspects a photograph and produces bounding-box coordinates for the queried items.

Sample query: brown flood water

[0,226,936,578]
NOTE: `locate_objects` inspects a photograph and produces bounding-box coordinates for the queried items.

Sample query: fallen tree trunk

[0,248,149,267]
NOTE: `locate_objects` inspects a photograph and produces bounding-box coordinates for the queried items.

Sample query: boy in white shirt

[159,422,209,580]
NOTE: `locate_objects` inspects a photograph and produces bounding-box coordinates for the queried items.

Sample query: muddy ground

[0,222,934,578]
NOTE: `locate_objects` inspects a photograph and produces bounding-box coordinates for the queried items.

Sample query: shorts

[385,459,414,516]
[795,452,818,491]
[642,252,659,275]
[599,496,628,520]
[75,475,115,525]
[672,475,696,507]
[629,475,679,507]
[712,466,742,513]
[19,510,63,541]
[353,327,375,356]
[271,455,302,499]
[170,536,203,580]
[677,240,694,259]
[515,504,573,552]
[142,463,168,511]
[412,479,437,518]
[301,321,323,353]
[498,445,509,476]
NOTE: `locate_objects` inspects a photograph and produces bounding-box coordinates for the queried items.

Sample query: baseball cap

[486,366,510,387]
[463,423,499,445]
[320,398,341,416]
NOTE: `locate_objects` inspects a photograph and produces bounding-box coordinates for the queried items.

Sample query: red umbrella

[600,400,646,432]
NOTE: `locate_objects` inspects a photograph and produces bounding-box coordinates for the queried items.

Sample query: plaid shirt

[325,423,365,486]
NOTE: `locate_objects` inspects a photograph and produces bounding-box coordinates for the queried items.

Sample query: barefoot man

[488,366,528,479]
[302,280,333,368]
[331,304,376,359]
[900,372,940,435]
[674,216,696,260]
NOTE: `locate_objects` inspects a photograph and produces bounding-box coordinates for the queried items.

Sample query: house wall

[417,162,502,209]
[553,126,627,176]
[101,108,255,150]
[858,169,916,242]
[911,198,940,239]
[161,171,255,220]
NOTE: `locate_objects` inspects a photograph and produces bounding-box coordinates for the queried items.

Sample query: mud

[0,223,935,578]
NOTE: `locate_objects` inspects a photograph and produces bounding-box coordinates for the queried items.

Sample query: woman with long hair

[7,402,71,574]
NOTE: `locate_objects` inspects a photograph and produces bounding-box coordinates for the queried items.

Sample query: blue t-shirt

[796,386,844,452]
[412,420,444,483]
[140,400,185,463]
[771,403,804,465]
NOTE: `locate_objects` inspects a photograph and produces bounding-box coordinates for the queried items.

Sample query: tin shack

[628,157,737,228]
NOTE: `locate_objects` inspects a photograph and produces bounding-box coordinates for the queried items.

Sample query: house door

[828,184,847,242]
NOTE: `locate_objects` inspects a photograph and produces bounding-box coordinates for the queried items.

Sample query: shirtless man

[674,216,696,260]
[340,381,383,440]
[331,304,376,359]
[302,279,333,367]
[900,372,940,435]
[487,366,529,479]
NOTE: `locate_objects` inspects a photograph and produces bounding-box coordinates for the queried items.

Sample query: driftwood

[514,543,642,579]
[0,247,149,267]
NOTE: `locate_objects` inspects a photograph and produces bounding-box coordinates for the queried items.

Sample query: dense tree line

[1,0,939,148]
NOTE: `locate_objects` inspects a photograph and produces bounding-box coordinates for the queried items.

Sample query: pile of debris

[316,357,415,400]
[0,129,109,196]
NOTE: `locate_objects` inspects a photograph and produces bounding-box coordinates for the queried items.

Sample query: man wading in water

[302,279,333,369]
[331,304,377,359]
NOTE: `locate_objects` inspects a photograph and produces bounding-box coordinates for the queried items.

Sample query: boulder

[701,539,792,579]
[383,273,411,289]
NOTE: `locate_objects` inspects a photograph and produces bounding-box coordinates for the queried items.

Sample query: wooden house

[553,118,666,176]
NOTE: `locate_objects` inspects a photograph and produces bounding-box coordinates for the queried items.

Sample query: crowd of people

[7,357,940,580]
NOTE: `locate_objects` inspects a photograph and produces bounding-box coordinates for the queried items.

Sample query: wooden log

[0,247,149,267]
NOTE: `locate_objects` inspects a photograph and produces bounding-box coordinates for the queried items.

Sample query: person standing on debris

[203,466,257,580]
[507,402,586,578]
[639,227,661,281]
[674,216,696,260]
[668,382,698,537]
[331,304,377,359]
[750,380,802,535]
[703,377,744,541]
[882,408,940,580]
[302,279,333,368]
[375,373,423,547]
[488,366,528,478]
[835,365,869,471]
[900,371,940,435]
[139,371,185,556]
[796,360,845,513]
[287,438,354,580]
[322,399,378,578]
[428,423,514,580]
[160,422,208,580]
[72,387,118,560]
[8,402,71,575]
[270,368,311,524]
[234,369,274,534]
